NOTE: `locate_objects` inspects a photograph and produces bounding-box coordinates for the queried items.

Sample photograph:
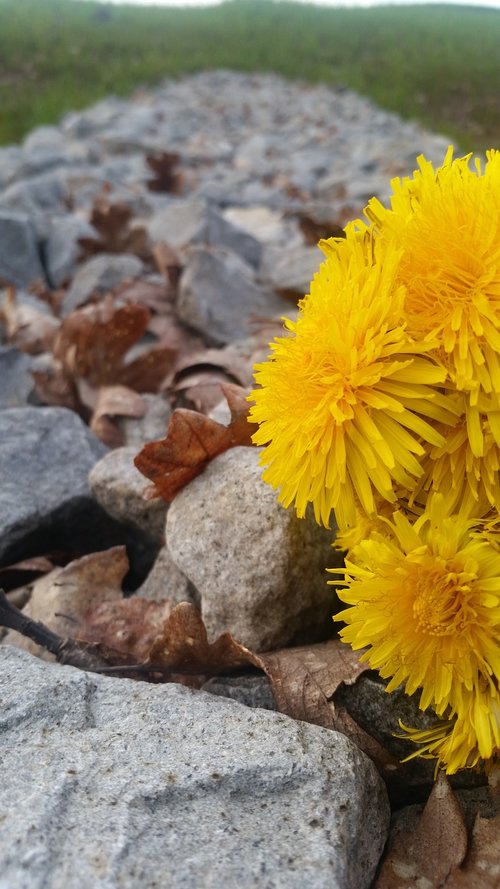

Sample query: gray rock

[0,645,390,889]
[44,214,98,287]
[61,253,144,315]
[0,209,45,287]
[0,407,106,566]
[1,169,72,220]
[96,105,162,153]
[0,145,24,189]
[202,674,277,711]
[19,126,89,176]
[147,198,262,268]
[0,347,35,408]
[166,446,342,651]
[89,446,167,544]
[260,243,323,296]
[135,544,194,605]
[223,205,302,247]
[177,247,286,346]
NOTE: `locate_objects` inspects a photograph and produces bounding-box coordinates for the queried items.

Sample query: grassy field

[0,0,499,152]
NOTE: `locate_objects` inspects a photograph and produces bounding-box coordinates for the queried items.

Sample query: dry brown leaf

[89,385,146,447]
[0,555,56,578]
[1,286,59,354]
[146,600,260,675]
[172,373,235,413]
[53,297,176,391]
[78,197,150,260]
[134,382,258,501]
[34,297,177,412]
[446,813,500,887]
[77,597,174,662]
[166,345,253,391]
[255,640,396,773]
[4,547,128,659]
[54,298,148,384]
[146,151,183,194]
[32,363,80,412]
[118,345,176,393]
[168,354,246,412]
[375,773,468,889]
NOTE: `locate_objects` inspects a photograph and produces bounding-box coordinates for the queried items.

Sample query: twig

[0,588,141,676]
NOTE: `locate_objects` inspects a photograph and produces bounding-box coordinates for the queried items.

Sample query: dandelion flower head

[249,233,455,529]
[416,394,500,516]
[333,496,500,716]
[401,679,500,774]
[362,148,500,397]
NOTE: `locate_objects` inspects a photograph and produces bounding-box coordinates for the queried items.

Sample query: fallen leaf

[446,813,500,887]
[53,296,176,391]
[32,363,80,412]
[255,639,396,772]
[166,345,254,391]
[118,345,176,393]
[89,384,147,447]
[134,382,258,501]
[54,298,148,384]
[375,773,468,889]
[146,151,183,193]
[77,597,174,662]
[146,600,260,674]
[78,196,149,259]
[4,547,129,659]
[167,355,247,413]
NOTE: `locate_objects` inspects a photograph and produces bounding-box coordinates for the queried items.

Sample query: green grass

[0,0,499,152]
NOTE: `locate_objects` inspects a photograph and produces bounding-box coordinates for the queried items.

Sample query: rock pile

[0,71,462,887]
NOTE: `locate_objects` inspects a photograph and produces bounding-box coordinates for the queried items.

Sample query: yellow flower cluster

[249,148,500,774]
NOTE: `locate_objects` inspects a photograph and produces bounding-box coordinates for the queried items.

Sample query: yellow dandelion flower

[334,498,405,552]
[332,496,500,715]
[249,233,457,529]
[416,393,500,516]
[361,147,500,396]
[401,681,500,774]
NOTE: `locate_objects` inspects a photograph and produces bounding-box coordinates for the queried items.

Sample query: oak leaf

[134,382,258,501]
